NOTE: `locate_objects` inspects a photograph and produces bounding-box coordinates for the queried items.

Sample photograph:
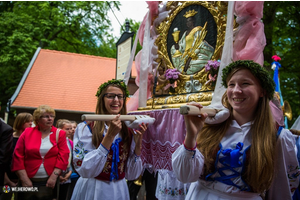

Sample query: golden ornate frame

[139,1,228,110]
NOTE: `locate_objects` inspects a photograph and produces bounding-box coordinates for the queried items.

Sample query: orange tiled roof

[11,49,136,113]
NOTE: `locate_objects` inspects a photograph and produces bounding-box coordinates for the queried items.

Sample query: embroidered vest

[95,139,129,181]
[95,128,133,181]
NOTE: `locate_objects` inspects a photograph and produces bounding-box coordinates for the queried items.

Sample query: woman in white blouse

[172,60,299,200]
[12,105,69,200]
[71,80,147,200]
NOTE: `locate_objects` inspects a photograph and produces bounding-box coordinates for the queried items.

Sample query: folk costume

[172,60,300,200]
[71,121,143,200]
[172,124,299,200]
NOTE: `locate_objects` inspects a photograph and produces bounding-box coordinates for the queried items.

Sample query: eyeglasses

[41,115,55,119]
[104,93,125,100]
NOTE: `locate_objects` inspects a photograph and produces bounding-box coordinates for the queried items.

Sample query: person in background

[12,105,69,200]
[0,120,13,198]
[66,121,79,200]
[268,92,300,200]
[54,119,73,200]
[57,119,73,144]
[71,79,147,200]
[292,130,300,200]
[2,113,33,200]
[172,60,300,200]
[69,121,77,141]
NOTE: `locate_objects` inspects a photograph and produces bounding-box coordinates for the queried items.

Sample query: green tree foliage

[0,1,120,114]
[263,2,300,127]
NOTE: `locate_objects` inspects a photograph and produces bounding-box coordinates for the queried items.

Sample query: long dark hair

[92,84,130,152]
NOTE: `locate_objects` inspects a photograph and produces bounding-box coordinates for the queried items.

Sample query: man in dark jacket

[0,120,13,196]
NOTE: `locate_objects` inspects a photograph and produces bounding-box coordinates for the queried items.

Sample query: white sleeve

[267,128,300,200]
[73,122,109,178]
[125,136,143,180]
[172,144,205,183]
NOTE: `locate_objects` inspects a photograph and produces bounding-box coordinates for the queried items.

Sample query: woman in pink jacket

[12,105,69,200]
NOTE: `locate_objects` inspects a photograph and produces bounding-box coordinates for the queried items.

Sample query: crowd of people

[0,60,300,200]
[0,107,78,200]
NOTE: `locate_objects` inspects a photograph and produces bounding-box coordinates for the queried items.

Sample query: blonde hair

[92,85,130,150]
[33,105,55,125]
[70,121,77,126]
[197,68,276,193]
[56,119,71,129]
[13,112,33,132]
[56,119,72,168]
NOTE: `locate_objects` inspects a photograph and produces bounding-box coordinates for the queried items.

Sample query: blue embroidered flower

[74,148,80,154]
[78,141,84,148]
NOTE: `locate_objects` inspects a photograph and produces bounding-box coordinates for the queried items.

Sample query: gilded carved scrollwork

[140,1,228,110]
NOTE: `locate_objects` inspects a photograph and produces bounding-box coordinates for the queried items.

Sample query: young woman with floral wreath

[172,60,300,200]
[71,79,147,200]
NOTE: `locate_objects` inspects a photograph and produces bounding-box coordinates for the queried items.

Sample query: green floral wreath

[95,79,129,98]
[222,60,275,100]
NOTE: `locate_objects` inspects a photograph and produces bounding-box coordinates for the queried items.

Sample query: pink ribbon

[209,74,217,81]
[205,74,217,85]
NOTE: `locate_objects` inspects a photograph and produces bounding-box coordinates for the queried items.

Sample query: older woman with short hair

[12,105,69,200]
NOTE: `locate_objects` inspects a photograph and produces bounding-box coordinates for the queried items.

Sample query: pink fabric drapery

[138,1,160,46]
[269,101,285,127]
[233,1,266,65]
[127,1,168,111]
[129,109,186,172]
[127,51,154,112]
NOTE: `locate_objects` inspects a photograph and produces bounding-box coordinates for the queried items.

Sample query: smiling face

[226,68,264,122]
[103,86,124,115]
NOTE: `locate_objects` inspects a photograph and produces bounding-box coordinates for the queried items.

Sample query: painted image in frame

[167,4,217,75]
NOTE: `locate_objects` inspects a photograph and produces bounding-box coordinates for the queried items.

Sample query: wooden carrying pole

[81,114,136,121]
[179,105,217,117]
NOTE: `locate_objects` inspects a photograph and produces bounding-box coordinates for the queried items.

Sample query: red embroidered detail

[77,160,82,166]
